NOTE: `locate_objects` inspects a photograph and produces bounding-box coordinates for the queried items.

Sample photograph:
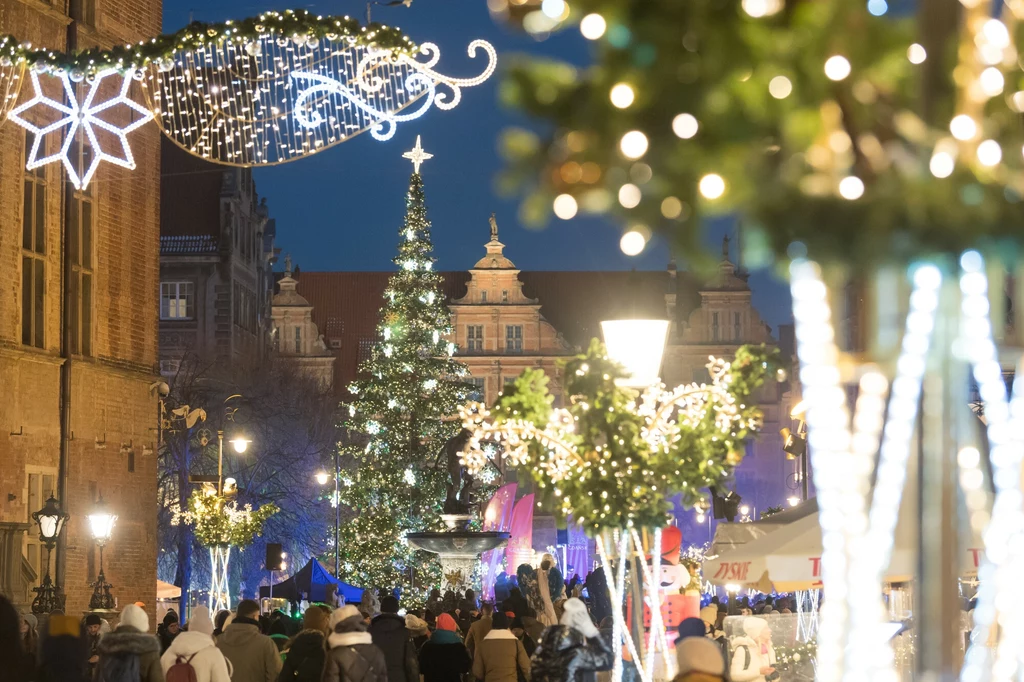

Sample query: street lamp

[217,430,250,495]
[316,458,341,577]
[781,399,809,501]
[87,497,117,611]
[31,495,69,613]
[600,319,670,388]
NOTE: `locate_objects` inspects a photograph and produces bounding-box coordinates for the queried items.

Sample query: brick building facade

[0,0,162,618]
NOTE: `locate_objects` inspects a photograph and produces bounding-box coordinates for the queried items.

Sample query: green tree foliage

[480,342,779,531]
[336,171,470,594]
[498,0,1024,264]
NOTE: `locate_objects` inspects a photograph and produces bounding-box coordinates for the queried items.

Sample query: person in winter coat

[729,617,776,682]
[535,554,563,628]
[458,590,479,616]
[37,614,88,682]
[472,611,531,682]
[405,613,430,652]
[359,590,380,619]
[464,602,493,659]
[21,611,39,659]
[160,606,230,682]
[95,604,165,682]
[368,596,418,682]
[276,607,327,682]
[418,613,471,682]
[323,605,387,682]
[157,611,181,654]
[501,588,529,620]
[85,613,104,676]
[216,599,282,682]
[212,612,231,640]
[673,637,727,682]
[530,598,612,682]
[1,595,35,682]
[425,589,444,617]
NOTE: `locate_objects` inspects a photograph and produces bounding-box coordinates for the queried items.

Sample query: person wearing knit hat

[674,637,727,682]
[406,612,430,651]
[418,612,472,682]
[368,596,419,682]
[96,604,163,682]
[324,604,387,682]
[728,617,777,682]
[84,612,104,673]
[158,608,181,654]
[676,617,708,642]
[160,605,231,682]
[530,597,613,682]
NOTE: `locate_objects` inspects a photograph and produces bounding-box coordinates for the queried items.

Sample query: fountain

[406,430,509,591]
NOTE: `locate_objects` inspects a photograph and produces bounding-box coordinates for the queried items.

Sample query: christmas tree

[336,138,469,596]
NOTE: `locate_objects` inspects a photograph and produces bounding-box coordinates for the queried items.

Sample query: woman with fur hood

[95,604,165,682]
[729,617,777,682]
[159,606,230,682]
[530,598,612,682]
[323,605,388,682]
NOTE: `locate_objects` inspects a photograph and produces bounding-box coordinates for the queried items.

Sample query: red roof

[294,270,698,393]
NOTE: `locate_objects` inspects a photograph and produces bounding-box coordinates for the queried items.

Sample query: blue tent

[259,558,363,604]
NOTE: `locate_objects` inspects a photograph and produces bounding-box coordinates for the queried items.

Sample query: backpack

[165,652,199,682]
[97,654,141,682]
[730,643,752,674]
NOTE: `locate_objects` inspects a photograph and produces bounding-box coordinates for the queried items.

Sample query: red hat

[436,613,458,632]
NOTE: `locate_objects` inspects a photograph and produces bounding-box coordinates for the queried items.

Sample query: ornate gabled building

[449,216,572,403]
[270,257,335,388]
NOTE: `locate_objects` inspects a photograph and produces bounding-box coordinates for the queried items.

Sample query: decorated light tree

[336,138,471,596]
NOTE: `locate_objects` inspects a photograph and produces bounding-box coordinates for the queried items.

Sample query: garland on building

[336,157,471,597]
[461,342,779,531]
[179,488,278,548]
[0,10,414,77]
[498,0,1024,264]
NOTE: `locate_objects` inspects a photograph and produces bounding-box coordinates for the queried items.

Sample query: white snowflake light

[9,68,153,190]
[366,420,381,434]
[423,379,438,390]
[404,468,416,485]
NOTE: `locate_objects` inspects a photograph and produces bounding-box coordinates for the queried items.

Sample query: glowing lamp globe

[229,436,250,454]
[600,319,670,388]
[315,471,330,486]
[87,498,117,545]
[32,495,68,545]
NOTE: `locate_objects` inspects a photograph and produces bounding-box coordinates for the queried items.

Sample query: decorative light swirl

[291,70,436,141]
[395,40,498,110]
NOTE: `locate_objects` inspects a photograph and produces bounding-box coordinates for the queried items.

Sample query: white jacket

[160,630,232,682]
[729,635,776,682]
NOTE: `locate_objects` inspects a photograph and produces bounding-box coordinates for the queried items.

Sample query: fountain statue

[406,429,509,591]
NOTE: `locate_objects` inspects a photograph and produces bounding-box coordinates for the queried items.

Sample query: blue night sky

[161,1,793,329]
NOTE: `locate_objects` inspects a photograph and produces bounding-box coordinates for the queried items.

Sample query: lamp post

[31,495,69,614]
[781,400,809,501]
[87,497,117,611]
[316,449,342,577]
[218,430,250,495]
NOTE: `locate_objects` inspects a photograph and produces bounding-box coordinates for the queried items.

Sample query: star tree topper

[8,68,153,190]
[402,135,433,174]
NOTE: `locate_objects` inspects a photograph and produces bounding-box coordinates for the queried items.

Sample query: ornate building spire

[284,253,293,277]
[489,212,499,242]
[722,234,730,261]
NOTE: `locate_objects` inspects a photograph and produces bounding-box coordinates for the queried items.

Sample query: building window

[68,134,94,356]
[501,290,509,303]
[22,132,46,349]
[711,312,719,342]
[70,0,96,25]
[505,325,523,353]
[467,377,486,401]
[734,312,741,341]
[294,326,302,354]
[330,339,342,349]
[504,376,517,386]
[358,338,374,364]
[467,325,483,351]
[161,282,194,320]
[480,290,488,303]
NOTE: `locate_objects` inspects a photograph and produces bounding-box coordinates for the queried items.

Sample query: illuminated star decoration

[8,68,153,190]
[402,135,433,174]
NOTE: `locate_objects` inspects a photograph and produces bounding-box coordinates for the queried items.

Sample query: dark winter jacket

[368,613,418,682]
[277,630,325,682]
[323,631,387,682]
[94,626,165,682]
[529,625,613,682]
[418,630,472,682]
[501,591,530,620]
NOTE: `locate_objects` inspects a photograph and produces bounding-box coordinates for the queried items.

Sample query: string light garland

[497,0,1024,263]
[0,10,495,174]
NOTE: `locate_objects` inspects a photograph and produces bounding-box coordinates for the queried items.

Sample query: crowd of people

[0,564,786,682]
